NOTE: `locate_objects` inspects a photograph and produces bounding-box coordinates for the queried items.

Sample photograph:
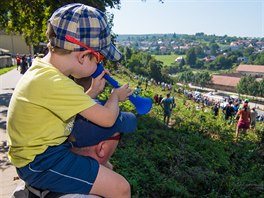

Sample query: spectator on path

[154,94,159,104]
[235,103,251,140]
[212,103,219,117]
[158,95,163,105]
[145,79,148,90]
[20,55,28,74]
[160,93,174,126]
[222,101,235,124]
[233,102,239,115]
[239,99,250,110]
[250,107,258,131]
[134,86,141,95]
[7,3,133,198]
[172,96,176,108]
[16,54,21,70]
[27,55,32,67]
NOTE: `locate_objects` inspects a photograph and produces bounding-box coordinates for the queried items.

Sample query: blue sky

[107,0,264,38]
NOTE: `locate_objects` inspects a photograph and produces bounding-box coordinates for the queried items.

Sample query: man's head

[69,112,137,165]
[46,3,121,61]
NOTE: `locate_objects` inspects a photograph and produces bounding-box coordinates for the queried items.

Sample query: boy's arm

[80,84,132,127]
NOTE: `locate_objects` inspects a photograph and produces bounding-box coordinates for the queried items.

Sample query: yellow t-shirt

[7,58,96,168]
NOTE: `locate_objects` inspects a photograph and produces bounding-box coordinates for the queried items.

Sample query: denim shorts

[17,142,99,194]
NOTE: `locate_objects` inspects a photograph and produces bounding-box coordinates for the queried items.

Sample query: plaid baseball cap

[70,112,137,147]
[48,3,122,61]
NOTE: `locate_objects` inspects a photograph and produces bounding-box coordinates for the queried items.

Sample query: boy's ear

[77,50,90,64]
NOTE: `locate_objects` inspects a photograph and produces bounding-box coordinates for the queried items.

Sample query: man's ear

[96,142,105,158]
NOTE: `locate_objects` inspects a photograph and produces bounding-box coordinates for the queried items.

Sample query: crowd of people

[153,88,263,140]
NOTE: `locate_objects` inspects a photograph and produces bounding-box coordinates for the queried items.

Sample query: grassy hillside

[109,69,264,198]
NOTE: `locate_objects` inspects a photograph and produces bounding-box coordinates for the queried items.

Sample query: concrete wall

[0,56,13,68]
[0,33,30,55]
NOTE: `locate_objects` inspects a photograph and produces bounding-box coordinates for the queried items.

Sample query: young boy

[7,3,132,197]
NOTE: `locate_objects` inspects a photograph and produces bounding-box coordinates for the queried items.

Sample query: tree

[186,48,197,67]
[179,58,185,68]
[0,0,121,46]
[195,71,211,88]
[236,76,258,96]
[195,46,205,58]
[214,55,232,70]
[254,52,264,65]
[177,71,194,84]
[243,47,254,57]
[209,42,219,56]
[258,78,264,97]
[148,58,163,82]
[124,47,133,63]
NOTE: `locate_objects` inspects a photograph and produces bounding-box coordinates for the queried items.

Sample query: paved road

[0,69,23,198]
[184,83,264,115]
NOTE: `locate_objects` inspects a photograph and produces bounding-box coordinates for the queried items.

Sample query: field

[153,54,181,66]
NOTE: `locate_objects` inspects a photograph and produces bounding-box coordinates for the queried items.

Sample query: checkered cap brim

[49,3,122,61]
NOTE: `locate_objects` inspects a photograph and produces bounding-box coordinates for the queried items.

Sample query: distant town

[114,33,264,101]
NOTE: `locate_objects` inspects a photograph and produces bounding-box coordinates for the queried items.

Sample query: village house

[210,74,241,92]
[236,64,264,78]
[175,56,183,62]
[209,64,264,92]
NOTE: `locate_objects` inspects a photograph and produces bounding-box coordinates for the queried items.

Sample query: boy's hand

[87,71,106,98]
[112,84,132,102]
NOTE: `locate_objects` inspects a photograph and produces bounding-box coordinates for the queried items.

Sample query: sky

[107,0,264,38]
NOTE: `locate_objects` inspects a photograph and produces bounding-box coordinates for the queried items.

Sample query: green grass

[153,54,182,66]
[0,65,16,75]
